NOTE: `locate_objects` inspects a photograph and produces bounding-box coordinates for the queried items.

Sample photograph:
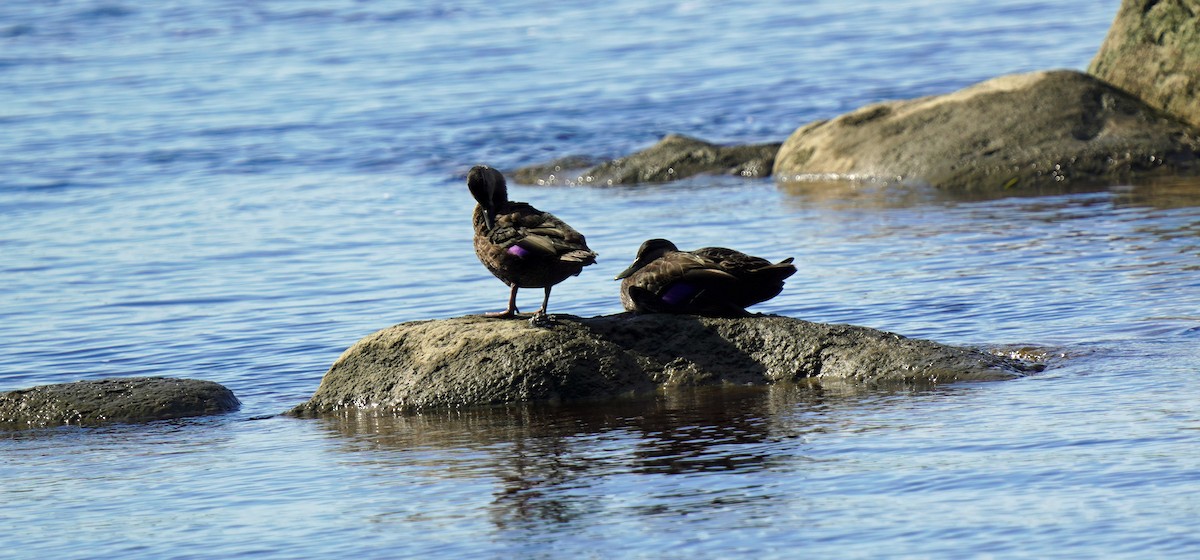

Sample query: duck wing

[691,247,797,309]
[693,247,795,279]
[623,252,748,315]
[692,246,772,272]
[488,202,597,263]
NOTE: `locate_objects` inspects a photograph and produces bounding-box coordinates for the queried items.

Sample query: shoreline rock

[772,70,1200,191]
[0,377,240,429]
[290,314,1041,415]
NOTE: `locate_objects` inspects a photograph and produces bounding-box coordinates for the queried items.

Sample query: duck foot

[485,285,523,319]
[529,312,556,328]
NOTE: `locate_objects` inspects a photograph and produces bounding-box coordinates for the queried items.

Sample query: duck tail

[561,249,598,265]
[752,260,798,282]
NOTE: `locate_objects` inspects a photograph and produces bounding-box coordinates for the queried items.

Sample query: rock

[290,314,1039,415]
[0,377,240,429]
[514,134,782,185]
[773,70,1200,191]
[510,155,604,185]
[1089,0,1200,129]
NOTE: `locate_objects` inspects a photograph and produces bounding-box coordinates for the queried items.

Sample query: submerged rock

[513,134,781,186]
[1089,0,1200,129]
[291,314,1038,415]
[773,70,1200,191]
[0,377,240,429]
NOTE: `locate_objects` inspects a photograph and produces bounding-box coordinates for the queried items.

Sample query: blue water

[4,0,1200,557]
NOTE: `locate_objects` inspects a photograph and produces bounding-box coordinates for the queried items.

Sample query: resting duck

[615,238,796,316]
[468,165,597,319]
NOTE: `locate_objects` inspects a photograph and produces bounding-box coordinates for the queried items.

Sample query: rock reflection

[777,175,1200,210]
[313,382,940,528]
[1112,177,1200,209]
[776,177,1113,210]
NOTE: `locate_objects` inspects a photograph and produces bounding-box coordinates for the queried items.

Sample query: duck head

[615,238,678,279]
[467,165,508,231]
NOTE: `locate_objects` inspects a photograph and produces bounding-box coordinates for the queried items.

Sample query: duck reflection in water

[316,384,919,530]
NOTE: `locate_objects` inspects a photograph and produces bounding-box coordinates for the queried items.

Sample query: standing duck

[615,238,796,316]
[468,165,597,320]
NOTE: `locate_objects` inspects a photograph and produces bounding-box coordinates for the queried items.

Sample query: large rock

[290,314,1039,415]
[513,134,781,186]
[1089,0,1200,129]
[773,70,1200,191]
[0,377,240,429]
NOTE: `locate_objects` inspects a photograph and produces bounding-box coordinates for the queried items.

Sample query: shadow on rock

[582,313,770,386]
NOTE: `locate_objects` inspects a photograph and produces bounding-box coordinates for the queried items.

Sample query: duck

[467,165,598,320]
[615,238,796,316]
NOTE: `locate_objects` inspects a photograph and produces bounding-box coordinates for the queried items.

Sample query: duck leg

[533,286,552,316]
[485,285,521,318]
[528,286,556,327]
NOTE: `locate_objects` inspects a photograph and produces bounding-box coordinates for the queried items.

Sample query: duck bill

[484,208,497,232]
[614,261,639,280]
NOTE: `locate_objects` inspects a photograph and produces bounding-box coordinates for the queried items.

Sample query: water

[3,0,1199,557]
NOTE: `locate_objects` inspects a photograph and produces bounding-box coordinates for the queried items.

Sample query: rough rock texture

[1089,0,1200,129]
[0,377,240,429]
[291,314,1038,415]
[514,134,781,185]
[773,70,1200,191]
